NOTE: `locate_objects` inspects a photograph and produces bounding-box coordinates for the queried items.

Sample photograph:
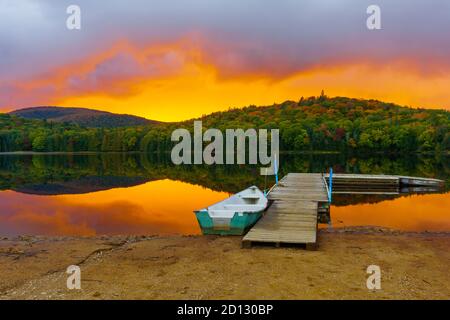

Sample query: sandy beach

[0,228,449,300]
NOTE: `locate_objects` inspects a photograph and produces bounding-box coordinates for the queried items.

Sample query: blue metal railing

[274,154,279,185]
[328,167,333,203]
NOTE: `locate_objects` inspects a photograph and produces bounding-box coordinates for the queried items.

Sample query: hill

[1,96,449,153]
[189,96,450,153]
[9,106,157,128]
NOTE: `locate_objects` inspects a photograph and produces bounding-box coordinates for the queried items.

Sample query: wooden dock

[242,173,328,250]
[242,173,444,250]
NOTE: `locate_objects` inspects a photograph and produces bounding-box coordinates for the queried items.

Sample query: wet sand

[0,228,449,300]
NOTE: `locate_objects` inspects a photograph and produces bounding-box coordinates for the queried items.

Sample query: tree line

[1,96,449,153]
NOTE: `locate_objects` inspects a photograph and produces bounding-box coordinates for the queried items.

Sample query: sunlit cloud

[1,0,450,120]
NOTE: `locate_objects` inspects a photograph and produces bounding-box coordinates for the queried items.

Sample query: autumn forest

[0,96,449,154]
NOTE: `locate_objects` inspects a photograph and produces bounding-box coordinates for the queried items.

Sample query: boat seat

[240,195,260,199]
[208,209,235,217]
[223,204,265,211]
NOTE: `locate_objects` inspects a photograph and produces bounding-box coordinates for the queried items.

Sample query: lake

[0,153,448,236]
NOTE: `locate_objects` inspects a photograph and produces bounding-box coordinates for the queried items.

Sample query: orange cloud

[3,38,450,121]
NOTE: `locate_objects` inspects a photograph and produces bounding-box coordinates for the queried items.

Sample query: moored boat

[194,186,268,235]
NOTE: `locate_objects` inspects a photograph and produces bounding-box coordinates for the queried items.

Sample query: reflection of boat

[194,186,268,235]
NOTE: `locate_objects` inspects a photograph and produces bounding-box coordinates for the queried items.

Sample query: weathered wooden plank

[264,212,316,217]
[269,193,327,198]
[270,202,317,209]
[255,221,317,226]
[325,173,399,180]
[244,233,316,241]
[258,214,317,220]
[269,195,328,202]
[244,236,316,245]
[332,191,400,195]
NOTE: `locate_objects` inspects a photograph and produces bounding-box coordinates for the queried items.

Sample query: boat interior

[205,186,268,216]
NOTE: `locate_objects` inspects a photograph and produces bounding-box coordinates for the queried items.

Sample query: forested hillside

[1,96,449,153]
[10,106,155,128]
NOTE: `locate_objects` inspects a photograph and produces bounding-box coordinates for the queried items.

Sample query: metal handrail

[323,168,333,203]
[328,168,333,203]
[323,176,330,203]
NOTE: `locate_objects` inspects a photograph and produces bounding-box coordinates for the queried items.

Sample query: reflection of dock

[242,173,444,250]
[243,173,328,250]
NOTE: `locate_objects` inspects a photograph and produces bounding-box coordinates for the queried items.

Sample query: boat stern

[194,210,263,236]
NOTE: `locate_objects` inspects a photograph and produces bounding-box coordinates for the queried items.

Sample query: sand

[0,228,449,300]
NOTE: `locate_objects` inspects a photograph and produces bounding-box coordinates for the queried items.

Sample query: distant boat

[194,186,268,235]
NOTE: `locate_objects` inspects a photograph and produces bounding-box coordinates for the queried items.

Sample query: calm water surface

[0,153,448,236]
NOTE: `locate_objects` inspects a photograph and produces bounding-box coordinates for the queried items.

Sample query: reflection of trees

[332,191,446,207]
[0,153,448,196]
[13,176,150,195]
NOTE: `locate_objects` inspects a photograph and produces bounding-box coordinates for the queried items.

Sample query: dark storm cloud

[0,0,449,109]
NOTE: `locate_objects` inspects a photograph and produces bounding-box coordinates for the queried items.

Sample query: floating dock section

[324,174,444,194]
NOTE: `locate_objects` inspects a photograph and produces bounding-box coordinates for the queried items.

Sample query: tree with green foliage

[32,135,47,151]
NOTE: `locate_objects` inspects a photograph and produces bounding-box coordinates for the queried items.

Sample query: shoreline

[1,151,448,156]
[2,225,450,241]
[1,227,449,300]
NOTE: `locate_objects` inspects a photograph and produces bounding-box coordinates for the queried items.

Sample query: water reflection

[328,193,450,232]
[1,153,448,195]
[0,179,229,237]
[0,153,448,236]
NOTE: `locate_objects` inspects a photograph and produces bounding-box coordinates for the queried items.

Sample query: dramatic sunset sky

[1,0,449,121]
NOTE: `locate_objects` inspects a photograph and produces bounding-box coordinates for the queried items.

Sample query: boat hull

[195,210,264,235]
